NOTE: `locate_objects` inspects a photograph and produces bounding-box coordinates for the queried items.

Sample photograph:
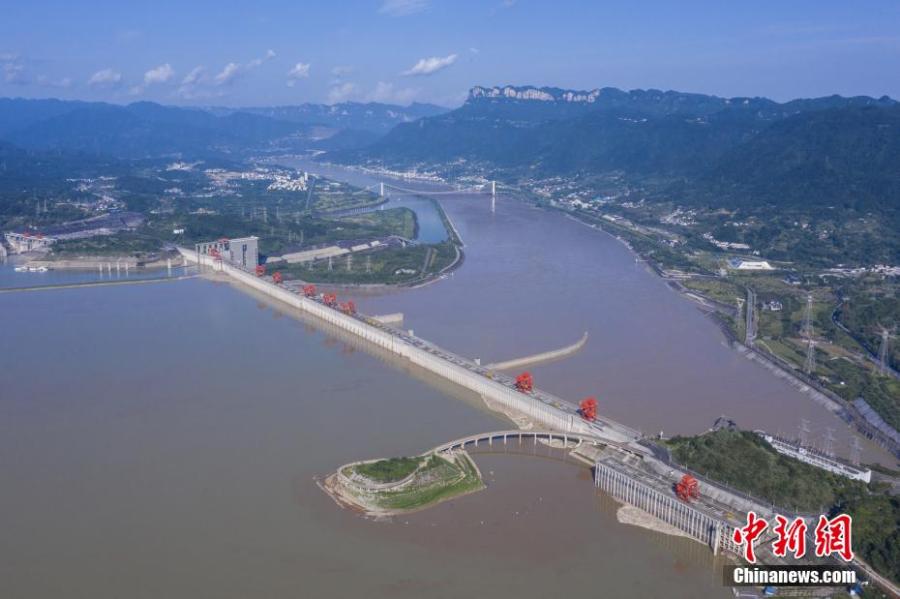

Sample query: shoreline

[319,450,485,518]
[559,206,900,459]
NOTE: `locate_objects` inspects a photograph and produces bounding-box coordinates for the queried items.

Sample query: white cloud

[368,81,419,104]
[401,53,457,76]
[331,65,354,77]
[214,50,276,86]
[379,0,429,16]
[144,63,174,85]
[181,66,205,86]
[247,49,276,68]
[328,81,358,103]
[214,62,241,86]
[174,66,209,99]
[88,68,123,87]
[286,62,310,87]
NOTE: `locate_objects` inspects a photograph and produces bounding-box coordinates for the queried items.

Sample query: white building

[728,258,774,271]
[196,236,259,270]
[759,433,871,483]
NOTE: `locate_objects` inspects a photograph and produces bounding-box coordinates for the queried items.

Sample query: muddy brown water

[1,162,887,598]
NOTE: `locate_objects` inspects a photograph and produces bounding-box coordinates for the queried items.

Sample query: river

[1,160,885,598]
[291,160,890,465]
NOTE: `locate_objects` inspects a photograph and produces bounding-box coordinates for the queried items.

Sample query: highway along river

[0,159,881,598]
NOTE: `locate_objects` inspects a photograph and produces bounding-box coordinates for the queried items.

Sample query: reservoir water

[292,160,890,465]
[0,162,887,597]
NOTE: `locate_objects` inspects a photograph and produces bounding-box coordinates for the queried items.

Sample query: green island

[321,452,484,516]
[666,429,900,587]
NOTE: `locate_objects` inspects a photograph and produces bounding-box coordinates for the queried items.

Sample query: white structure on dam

[179,246,638,442]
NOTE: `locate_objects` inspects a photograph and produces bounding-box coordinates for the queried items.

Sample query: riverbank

[320,450,484,517]
[22,254,184,271]
[557,206,900,460]
[277,199,465,291]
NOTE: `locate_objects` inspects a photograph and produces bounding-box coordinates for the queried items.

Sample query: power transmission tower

[365,255,371,273]
[803,294,816,375]
[327,256,333,271]
[745,287,756,346]
[346,254,352,272]
[878,327,894,375]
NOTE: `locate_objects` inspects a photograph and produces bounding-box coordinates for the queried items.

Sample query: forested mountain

[0,98,444,160]
[335,85,898,211]
[702,105,900,211]
[210,101,447,134]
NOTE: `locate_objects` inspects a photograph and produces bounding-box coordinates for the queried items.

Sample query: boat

[27,266,48,272]
[14,265,27,272]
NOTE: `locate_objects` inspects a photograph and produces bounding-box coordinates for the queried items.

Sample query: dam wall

[181,248,589,434]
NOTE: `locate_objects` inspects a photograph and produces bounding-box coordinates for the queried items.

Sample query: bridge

[377,180,500,213]
[433,429,600,454]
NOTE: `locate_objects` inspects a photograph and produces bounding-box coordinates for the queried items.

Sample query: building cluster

[703,232,751,251]
[205,167,310,194]
[822,264,900,278]
[267,171,309,192]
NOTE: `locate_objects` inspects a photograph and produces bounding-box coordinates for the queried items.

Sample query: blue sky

[2,0,899,107]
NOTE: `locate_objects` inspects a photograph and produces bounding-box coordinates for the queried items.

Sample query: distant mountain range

[0,98,448,160]
[334,85,899,212]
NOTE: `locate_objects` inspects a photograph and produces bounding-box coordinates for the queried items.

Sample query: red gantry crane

[272,271,283,285]
[338,300,356,315]
[579,397,598,421]
[515,371,534,393]
[323,292,337,307]
[302,284,317,297]
[675,474,700,502]
[255,264,266,276]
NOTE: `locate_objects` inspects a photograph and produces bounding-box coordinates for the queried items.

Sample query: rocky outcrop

[469,85,601,103]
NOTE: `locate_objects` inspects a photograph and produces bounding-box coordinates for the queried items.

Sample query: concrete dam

[180,247,639,445]
[178,246,898,594]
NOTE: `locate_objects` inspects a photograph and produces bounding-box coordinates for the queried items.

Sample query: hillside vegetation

[668,429,900,583]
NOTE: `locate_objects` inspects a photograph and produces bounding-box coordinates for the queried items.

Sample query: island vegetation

[322,451,484,516]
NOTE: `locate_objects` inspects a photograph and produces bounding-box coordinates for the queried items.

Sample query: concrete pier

[486,331,588,371]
